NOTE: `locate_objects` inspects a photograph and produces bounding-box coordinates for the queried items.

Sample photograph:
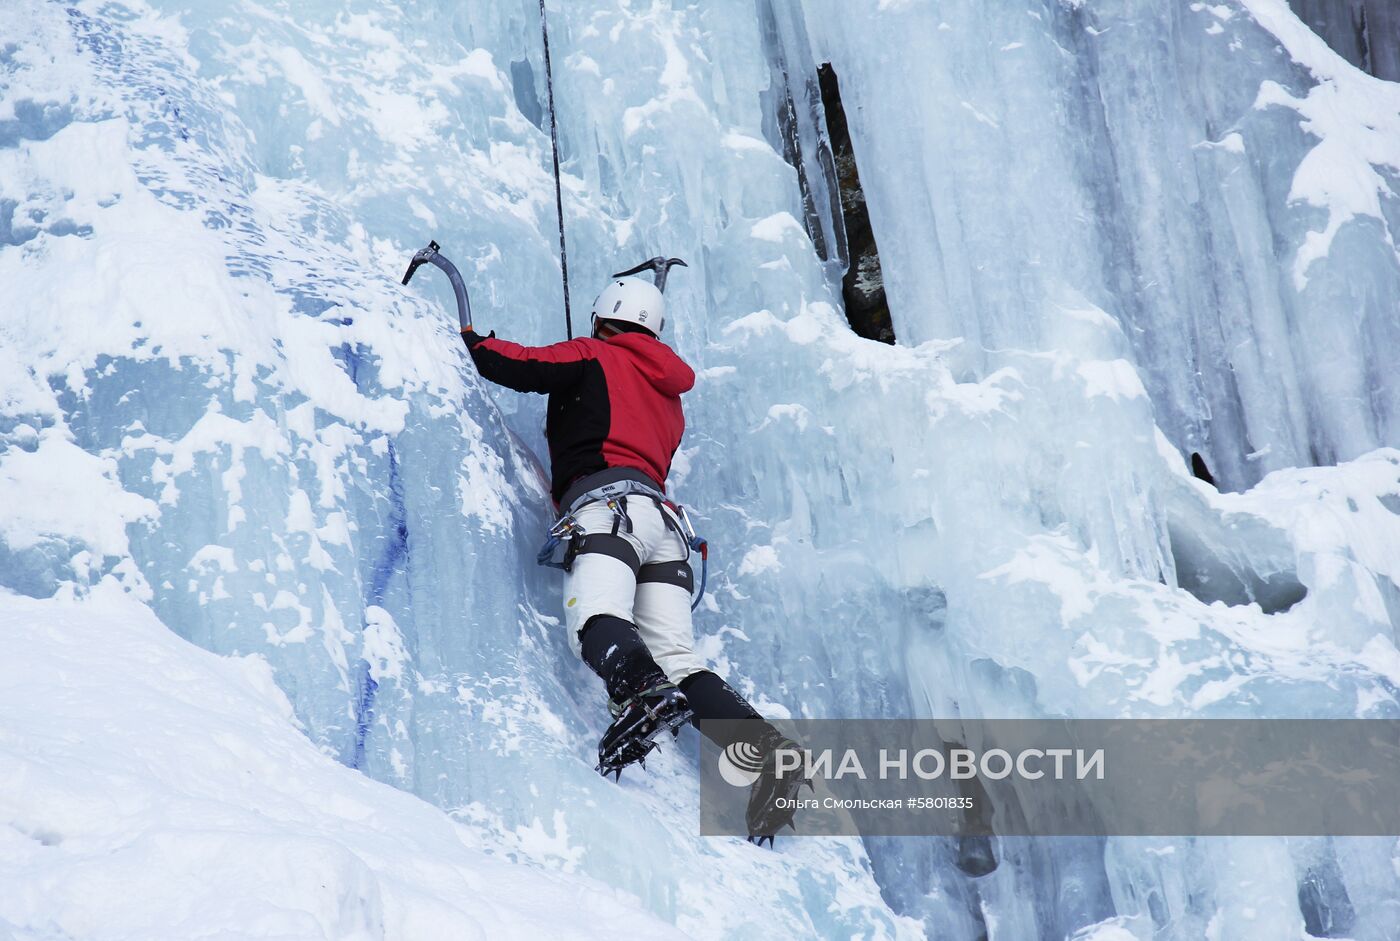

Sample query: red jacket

[463,329,695,504]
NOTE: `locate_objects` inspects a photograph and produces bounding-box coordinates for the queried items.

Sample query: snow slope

[0,585,680,941]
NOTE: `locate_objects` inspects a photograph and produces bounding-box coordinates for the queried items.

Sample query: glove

[460,328,495,349]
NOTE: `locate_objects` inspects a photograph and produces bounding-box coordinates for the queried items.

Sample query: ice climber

[459,264,803,843]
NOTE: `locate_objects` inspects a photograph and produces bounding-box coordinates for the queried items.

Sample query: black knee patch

[679,670,775,748]
[578,614,643,674]
[579,614,666,703]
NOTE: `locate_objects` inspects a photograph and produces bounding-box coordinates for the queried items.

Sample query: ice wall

[801,0,1400,494]
[0,1,911,936]
[5,0,1400,938]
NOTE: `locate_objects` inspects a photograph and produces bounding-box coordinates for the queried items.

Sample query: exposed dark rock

[1290,0,1400,81]
[819,63,895,344]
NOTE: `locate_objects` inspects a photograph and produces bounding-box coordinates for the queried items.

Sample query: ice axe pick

[612,256,688,294]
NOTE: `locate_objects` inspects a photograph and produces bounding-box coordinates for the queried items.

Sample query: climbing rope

[538,0,573,339]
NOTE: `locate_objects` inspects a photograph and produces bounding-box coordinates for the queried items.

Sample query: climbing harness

[538,0,573,339]
[537,479,710,611]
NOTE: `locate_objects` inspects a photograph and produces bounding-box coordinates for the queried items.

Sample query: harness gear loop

[607,496,633,535]
[536,512,581,569]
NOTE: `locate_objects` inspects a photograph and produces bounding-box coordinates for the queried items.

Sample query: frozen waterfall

[4,0,1400,937]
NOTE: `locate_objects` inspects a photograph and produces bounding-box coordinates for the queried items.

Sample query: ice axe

[612,256,688,294]
[401,240,473,333]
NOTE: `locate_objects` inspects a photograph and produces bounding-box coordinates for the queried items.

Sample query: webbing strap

[608,680,679,718]
[656,498,685,537]
[572,532,641,575]
[561,471,666,517]
[638,560,695,593]
[609,495,633,534]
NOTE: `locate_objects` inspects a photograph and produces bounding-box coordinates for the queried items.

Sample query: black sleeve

[461,330,589,394]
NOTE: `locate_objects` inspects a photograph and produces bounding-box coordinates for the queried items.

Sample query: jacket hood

[607,332,695,397]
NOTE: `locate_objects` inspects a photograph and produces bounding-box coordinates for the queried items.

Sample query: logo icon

[718,740,766,787]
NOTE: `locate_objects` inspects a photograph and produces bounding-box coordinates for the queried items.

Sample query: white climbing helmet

[591,276,665,338]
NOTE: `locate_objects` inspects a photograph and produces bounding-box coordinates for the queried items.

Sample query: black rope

[539,0,573,339]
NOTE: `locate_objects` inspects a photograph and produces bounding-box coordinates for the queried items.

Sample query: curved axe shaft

[612,256,689,294]
[401,240,473,332]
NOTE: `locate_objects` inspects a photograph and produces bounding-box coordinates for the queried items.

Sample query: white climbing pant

[561,496,707,683]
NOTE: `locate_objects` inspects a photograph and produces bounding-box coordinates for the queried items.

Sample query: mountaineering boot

[579,615,693,779]
[744,728,811,847]
[597,683,692,779]
[678,670,768,725]
[676,671,808,847]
